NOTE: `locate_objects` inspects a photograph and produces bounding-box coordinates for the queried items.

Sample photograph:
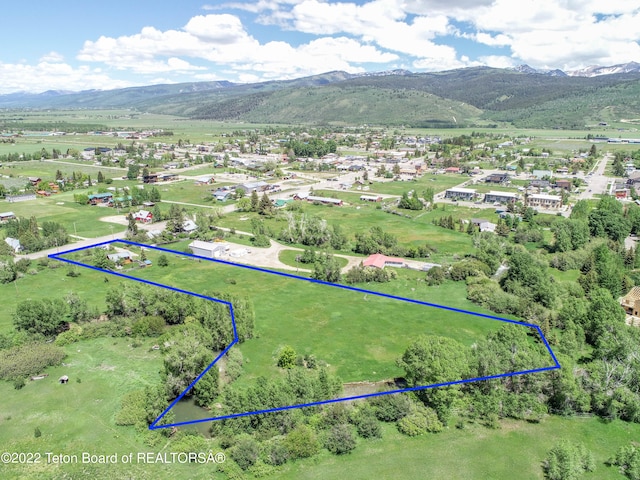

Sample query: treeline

[3,216,68,254]
[0,121,109,133]
[284,138,337,158]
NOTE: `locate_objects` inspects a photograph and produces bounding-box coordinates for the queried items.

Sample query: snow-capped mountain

[567,61,640,77]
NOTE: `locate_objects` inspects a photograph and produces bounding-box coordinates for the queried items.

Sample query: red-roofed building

[445,167,461,174]
[363,254,406,269]
[133,210,153,223]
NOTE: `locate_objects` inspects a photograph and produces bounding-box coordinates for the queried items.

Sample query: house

[133,210,153,223]
[360,194,383,202]
[532,170,553,179]
[214,190,234,202]
[444,188,477,201]
[143,173,159,184]
[627,171,640,187]
[88,192,113,205]
[182,220,198,233]
[615,186,630,199]
[529,180,550,189]
[0,212,16,223]
[107,252,133,264]
[526,194,563,209]
[554,179,572,190]
[621,286,640,316]
[28,177,41,186]
[194,175,215,185]
[555,167,569,174]
[188,240,227,258]
[485,173,509,184]
[484,191,519,204]
[444,167,461,174]
[304,195,343,206]
[4,237,21,253]
[363,254,405,269]
[471,218,497,233]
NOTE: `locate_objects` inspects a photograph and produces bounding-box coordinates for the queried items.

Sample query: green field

[0,159,126,184]
[74,247,544,386]
[277,249,350,270]
[277,416,640,480]
[366,173,467,196]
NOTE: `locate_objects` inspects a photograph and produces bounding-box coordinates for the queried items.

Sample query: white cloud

[77,13,396,81]
[0,61,133,94]
[39,51,65,63]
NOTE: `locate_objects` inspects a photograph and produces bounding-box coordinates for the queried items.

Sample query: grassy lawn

[0,160,126,182]
[276,416,640,480]
[155,179,230,206]
[82,249,547,387]
[215,203,483,261]
[278,249,349,270]
[366,173,467,196]
[1,192,127,238]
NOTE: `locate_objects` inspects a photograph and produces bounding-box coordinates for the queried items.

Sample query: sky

[0,0,639,94]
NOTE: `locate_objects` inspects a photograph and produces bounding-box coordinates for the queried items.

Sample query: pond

[170,397,214,438]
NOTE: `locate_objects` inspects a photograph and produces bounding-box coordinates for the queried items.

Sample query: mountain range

[2,63,640,129]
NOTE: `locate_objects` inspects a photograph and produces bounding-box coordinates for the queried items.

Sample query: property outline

[50,239,561,430]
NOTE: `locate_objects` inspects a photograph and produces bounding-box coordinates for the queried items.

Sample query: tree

[126,213,138,237]
[543,441,595,480]
[92,248,114,269]
[284,424,320,459]
[250,190,259,212]
[161,323,214,398]
[157,254,169,267]
[259,192,274,216]
[127,164,140,180]
[13,298,68,337]
[236,197,252,212]
[97,171,104,183]
[193,367,219,407]
[165,204,185,233]
[397,335,469,424]
[312,253,342,283]
[149,186,161,202]
[277,345,297,369]
[152,204,162,222]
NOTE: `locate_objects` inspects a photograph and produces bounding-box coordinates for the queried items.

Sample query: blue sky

[1,0,638,93]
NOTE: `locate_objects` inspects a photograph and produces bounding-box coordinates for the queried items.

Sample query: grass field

[66,246,550,387]
[0,159,126,184]
[214,203,487,262]
[366,173,468,196]
[277,416,640,480]
[277,249,349,270]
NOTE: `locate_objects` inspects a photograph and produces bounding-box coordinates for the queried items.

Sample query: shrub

[230,436,259,470]
[397,405,443,437]
[369,393,411,422]
[324,424,356,455]
[0,343,66,381]
[284,424,320,460]
[277,345,297,369]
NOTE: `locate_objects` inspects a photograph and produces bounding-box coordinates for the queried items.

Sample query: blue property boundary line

[50,239,561,430]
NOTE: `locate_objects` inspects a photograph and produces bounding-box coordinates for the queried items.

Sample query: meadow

[61,245,550,387]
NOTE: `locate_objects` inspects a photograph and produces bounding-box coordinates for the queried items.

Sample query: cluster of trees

[354,226,432,259]
[3,216,68,253]
[278,212,348,250]
[237,191,274,216]
[398,191,424,210]
[285,138,337,158]
[104,283,255,347]
[343,263,397,284]
[0,343,66,387]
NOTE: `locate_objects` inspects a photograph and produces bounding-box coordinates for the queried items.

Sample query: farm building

[107,252,133,264]
[360,194,383,202]
[444,187,477,201]
[6,193,36,203]
[526,194,563,209]
[188,240,227,258]
[305,195,343,206]
[133,210,153,223]
[484,191,519,204]
[0,211,16,222]
[4,237,21,253]
[363,254,405,269]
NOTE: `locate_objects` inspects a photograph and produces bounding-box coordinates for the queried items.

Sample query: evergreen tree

[97,171,104,183]
[250,190,259,212]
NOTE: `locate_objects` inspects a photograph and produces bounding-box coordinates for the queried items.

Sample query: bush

[157,254,169,267]
[351,406,382,439]
[277,345,297,369]
[284,424,320,460]
[325,424,357,455]
[34,427,42,438]
[262,438,289,466]
[369,393,411,422]
[425,266,446,285]
[0,343,66,381]
[230,436,259,470]
[397,405,443,436]
[449,259,492,281]
[251,234,271,247]
[132,316,166,337]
